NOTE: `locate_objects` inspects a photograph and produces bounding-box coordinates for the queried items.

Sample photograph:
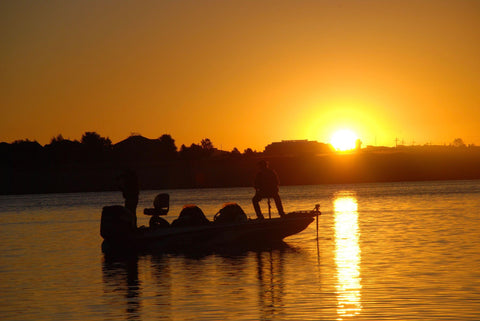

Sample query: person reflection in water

[118,169,139,227]
[252,160,285,219]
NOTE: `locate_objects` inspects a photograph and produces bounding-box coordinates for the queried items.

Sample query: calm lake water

[0,180,479,320]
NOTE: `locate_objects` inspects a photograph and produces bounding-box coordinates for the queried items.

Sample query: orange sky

[1,1,479,151]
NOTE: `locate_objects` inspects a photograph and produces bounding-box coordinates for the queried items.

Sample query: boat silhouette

[101,193,321,253]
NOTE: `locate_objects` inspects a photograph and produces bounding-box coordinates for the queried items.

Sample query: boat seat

[144,193,169,216]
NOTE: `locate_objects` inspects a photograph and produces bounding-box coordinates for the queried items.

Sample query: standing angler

[252,160,285,219]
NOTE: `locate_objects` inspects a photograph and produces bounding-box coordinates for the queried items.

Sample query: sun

[331,129,358,151]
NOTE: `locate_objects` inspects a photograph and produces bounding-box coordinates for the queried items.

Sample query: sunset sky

[1,1,479,151]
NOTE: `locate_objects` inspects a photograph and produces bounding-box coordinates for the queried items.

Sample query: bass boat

[100,193,321,252]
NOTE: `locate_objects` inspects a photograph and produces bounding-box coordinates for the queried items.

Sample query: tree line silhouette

[0,132,229,167]
[0,132,266,194]
[1,132,480,195]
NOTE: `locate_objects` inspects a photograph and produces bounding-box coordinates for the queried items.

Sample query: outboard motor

[100,205,136,243]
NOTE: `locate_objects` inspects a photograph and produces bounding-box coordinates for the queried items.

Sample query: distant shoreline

[2,149,480,195]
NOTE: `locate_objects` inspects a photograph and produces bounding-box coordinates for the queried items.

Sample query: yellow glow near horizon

[1,2,480,149]
[331,130,358,151]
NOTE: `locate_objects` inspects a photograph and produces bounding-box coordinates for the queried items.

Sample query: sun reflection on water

[334,192,362,319]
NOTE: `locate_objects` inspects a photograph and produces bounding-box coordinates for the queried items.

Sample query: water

[0,180,479,320]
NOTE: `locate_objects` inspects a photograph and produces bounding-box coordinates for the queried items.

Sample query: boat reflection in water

[334,192,362,319]
[101,244,292,320]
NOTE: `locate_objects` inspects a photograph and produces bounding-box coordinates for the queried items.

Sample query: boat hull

[101,211,317,253]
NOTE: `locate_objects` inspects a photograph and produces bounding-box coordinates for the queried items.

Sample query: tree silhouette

[81,132,111,149]
[50,134,65,144]
[201,138,214,150]
[158,134,177,160]
[9,139,44,167]
[179,143,204,160]
[243,148,256,156]
[452,138,466,148]
[81,131,112,161]
[45,135,81,165]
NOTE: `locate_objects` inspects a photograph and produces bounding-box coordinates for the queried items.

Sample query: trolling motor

[268,198,272,219]
[314,204,321,240]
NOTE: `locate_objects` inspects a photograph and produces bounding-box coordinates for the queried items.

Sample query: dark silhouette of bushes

[1,132,480,194]
[44,136,83,166]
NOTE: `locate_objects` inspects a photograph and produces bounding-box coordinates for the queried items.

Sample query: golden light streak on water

[334,192,362,320]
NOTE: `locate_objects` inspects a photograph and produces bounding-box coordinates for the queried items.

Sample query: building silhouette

[264,140,334,156]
